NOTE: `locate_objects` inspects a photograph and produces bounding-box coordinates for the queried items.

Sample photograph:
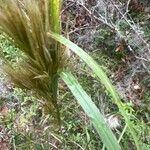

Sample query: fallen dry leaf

[0,106,9,117]
[0,141,9,150]
[133,84,141,90]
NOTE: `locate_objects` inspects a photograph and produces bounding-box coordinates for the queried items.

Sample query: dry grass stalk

[0,0,66,123]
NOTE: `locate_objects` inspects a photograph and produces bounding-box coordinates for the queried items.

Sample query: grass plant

[0,0,143,149]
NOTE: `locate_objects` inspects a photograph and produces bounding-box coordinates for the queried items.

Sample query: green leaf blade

[61,71,121,150]
[50,33,140,149]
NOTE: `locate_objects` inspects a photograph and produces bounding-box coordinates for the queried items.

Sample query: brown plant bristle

[0,0,66,122]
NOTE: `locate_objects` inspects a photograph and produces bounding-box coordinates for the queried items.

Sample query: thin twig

[110,0,150,54]
[126,0,132,13]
